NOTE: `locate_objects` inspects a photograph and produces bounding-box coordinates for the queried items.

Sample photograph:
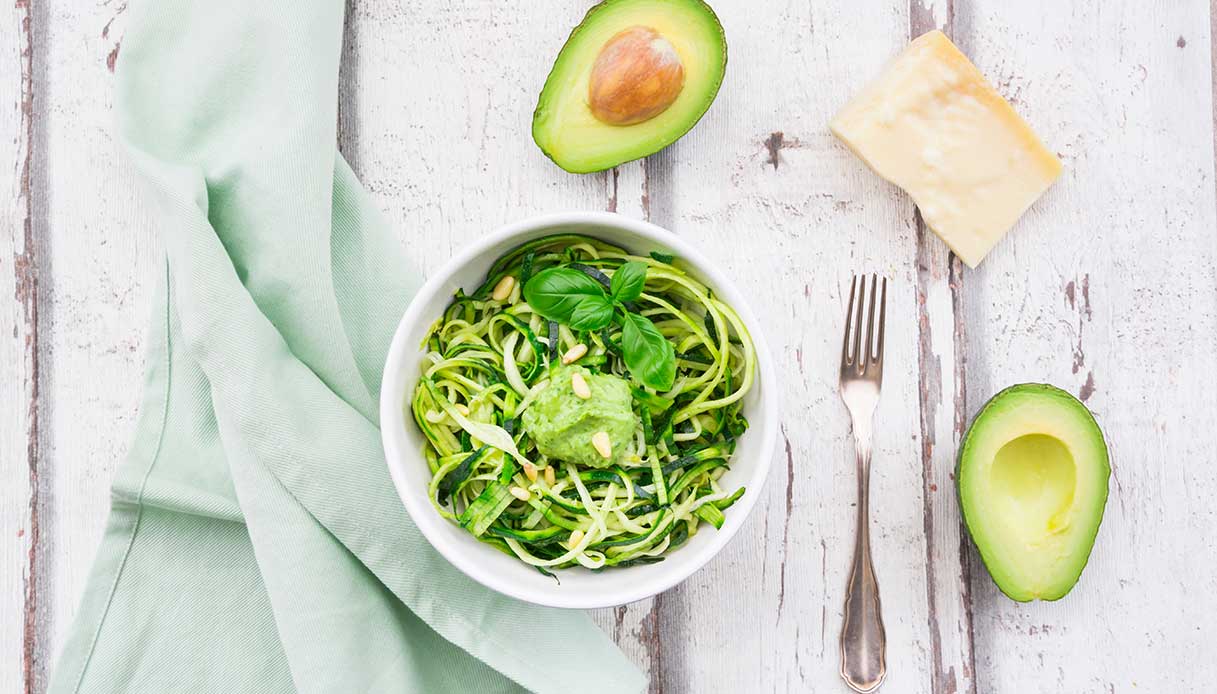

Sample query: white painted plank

[336,0,669,682]
[339,0,608,262]
[629,1,942,691]
[2,3,36,693]
[909,2,978,693]
[585,157,663,684]
[33,0,159,677]
[958,1,1217,691]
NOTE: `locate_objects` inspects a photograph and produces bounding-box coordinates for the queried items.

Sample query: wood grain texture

[2,2,49,692]
[909,2,978,693]
[629,1,942,690]
[586,159,664,691]
[2,8,23,691]
[2,4,158,692]
[958,1,1217,691]
[3,1,1217,693]
[637,0,978,686]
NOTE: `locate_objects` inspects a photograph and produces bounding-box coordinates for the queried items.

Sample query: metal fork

[839,274,888,693]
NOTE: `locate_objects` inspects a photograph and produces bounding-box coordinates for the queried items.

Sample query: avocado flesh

[533,0,727,173]
[958,384,1110,602]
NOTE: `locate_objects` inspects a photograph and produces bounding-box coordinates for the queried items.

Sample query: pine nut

[570,371,592,399]
[491,275,515,302]
[544,466,556,486]
[568,529,585,548]
[509,486,531,501]
[561,343,588,364]
[591,431,612,459]
[454,404,470,417]
[523,462,538,482]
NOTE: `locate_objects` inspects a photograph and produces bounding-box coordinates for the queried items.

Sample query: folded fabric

[47,1,645,692]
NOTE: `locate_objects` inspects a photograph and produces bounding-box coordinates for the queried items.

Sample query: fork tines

[841,274,888,377]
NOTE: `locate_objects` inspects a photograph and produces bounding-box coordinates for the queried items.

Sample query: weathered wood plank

[586,158,663,690]
[630,1,940,690]
[339,3,678,686]
[334,0,668,679]
[29,0,158,680]
[337,0,606,260]
[909,2,978,693]
[2,2,43,693]
[958,1,1217,691]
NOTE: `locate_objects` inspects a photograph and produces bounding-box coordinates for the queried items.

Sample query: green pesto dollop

[521,365,638,469]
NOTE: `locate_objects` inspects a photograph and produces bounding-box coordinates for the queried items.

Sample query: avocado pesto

[409,234,755,571]
[522,366,636,468]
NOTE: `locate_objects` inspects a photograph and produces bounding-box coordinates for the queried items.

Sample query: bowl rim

[379,210,780,608]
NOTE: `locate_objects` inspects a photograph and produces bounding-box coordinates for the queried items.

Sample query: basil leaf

[568,294,614,330]
[610,261,648,302]
[620,311,676,391]
[523,267,608,323]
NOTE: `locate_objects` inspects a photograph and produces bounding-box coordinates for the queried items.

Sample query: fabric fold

[48,0,645,692]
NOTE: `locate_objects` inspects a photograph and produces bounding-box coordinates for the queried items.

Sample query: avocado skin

[531,0,728,174]
[956,383,1111,602]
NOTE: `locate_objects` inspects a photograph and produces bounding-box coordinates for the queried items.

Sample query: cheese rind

[830,30,1062,267]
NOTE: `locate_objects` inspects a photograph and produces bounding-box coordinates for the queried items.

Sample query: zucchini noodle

[409,234,755,574]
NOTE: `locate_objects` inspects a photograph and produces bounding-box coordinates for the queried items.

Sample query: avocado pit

[588,26,685,126]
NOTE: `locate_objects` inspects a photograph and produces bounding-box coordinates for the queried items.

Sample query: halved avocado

[958,384,1110,602]
[532,0,727,173]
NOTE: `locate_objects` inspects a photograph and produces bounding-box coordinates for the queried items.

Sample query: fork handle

[840,440,887,693]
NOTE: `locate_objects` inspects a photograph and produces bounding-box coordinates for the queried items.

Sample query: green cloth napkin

[47,1,645,692]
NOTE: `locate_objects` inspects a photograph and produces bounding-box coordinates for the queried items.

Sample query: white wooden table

[3,1,1215,692]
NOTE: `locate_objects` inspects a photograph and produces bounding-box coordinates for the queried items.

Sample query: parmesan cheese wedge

[830,30,1062,267]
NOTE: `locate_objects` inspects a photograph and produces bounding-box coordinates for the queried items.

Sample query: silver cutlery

[839,274,888,693]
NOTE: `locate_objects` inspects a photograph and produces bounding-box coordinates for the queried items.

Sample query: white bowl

[380,211,779,608]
